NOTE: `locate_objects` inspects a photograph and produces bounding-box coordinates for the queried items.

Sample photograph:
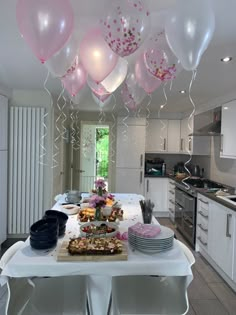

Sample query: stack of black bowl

[44,210,68,237]
[30,218,59,250]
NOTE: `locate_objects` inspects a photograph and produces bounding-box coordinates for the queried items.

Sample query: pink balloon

[101,0,150,57]
[61,63,87,97]
[79,28,118,83]
[16,0,74,63]
[92,92,112,108]
[135,53,162,94]
[92,91,111,103]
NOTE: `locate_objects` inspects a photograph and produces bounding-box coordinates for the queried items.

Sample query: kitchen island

[1,194,193,315]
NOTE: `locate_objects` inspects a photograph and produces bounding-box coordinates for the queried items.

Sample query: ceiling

[0,0,236,114]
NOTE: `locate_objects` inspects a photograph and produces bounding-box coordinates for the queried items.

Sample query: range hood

[189,107,221,136]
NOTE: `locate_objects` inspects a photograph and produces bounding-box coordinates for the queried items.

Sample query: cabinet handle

[169,208,174,214]
[147,179,149,193]
[197,223,208,233]
[199,211,208,219]
[140,171,143,184]
[140,154,143,167]
[169,199,175,205]
[169,190,174,195]
[169,182,175,186]
[197,237,207,246]
[199,198,209,205]
[188,137,192,151]
[220,134,223,153]
[163,138,166,151]
[226,213,232,238]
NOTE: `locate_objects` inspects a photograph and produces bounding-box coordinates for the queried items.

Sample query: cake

[67,237,123,255]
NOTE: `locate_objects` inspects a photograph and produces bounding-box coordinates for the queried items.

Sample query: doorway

[79,122,110,192]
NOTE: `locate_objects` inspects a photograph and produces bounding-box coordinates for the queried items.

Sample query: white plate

[128,225,174,240]
[128,239,173,249]
[61,205,80,215]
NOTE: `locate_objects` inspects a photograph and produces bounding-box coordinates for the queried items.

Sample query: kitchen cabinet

[196,194,210,253]
[145,119,168,153]
[221,100,236,158]
[115,117,145,193]
[167,120,180,153]
[144,177,168,217]
[168,179,175,223]
[180,116,211,155]
[208,201,235,280]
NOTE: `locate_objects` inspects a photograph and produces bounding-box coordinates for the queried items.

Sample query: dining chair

[22,275,90,315]
[109,241,195,315]
[0,241,35,315]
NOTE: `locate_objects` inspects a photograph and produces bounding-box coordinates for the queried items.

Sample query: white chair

[0,241,35,315]
[1,242,90,315]
[109,241,195,315]
[22,276,90,315]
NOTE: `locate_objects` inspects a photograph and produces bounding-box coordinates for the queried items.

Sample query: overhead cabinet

[221,100,236,158]
[146,117,210,155]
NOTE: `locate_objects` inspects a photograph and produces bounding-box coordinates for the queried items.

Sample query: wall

[192,137,236,190]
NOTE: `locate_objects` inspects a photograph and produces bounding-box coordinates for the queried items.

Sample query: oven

[175,187,197,248]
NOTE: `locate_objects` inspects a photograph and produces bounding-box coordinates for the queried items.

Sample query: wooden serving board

[56,240,128,262]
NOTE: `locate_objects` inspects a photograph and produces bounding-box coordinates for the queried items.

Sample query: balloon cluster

[16,0,215,108]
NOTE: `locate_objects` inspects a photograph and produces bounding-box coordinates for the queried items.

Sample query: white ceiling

[0,0,236,113]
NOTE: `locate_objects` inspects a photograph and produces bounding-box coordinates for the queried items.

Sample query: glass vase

[95,207,101,221]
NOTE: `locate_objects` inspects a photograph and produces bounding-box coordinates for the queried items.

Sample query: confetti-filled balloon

[101,0,150,57]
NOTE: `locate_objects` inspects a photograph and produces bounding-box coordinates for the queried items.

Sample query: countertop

[196,189,236,212]
[144,173,236,212]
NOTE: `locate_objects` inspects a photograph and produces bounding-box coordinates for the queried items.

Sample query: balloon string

[122,104,130,142]
[158,82,168,151]
[110,94,117,163]
[182,69,197,189]
[145,93,152,129]
[39,70,50,166]
[75,106,81,151]
[70,98,77,150]
[52,85,65,169]
[169,79,173,91]
[61,93,68,140]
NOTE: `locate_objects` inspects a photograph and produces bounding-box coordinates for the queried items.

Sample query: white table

[2,194,193,315]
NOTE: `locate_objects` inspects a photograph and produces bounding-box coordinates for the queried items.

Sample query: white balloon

[101,58,128,93]
[91,92,112,108]
[45,32,80,78]
[165,0,215,71]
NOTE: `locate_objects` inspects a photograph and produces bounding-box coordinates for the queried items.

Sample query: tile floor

[0,221,236,315]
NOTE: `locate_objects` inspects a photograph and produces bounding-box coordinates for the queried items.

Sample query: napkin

[128,222,161,238]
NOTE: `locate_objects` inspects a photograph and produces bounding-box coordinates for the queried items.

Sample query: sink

[217,195,236,206]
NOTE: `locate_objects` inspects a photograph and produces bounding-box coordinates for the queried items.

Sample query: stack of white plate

[128,225,174,254]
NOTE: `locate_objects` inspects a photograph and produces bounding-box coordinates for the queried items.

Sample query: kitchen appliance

[145,158,164,175]
[174,177,230,248]
[192,165,201,177]
[217,195,236,206]
[189,107,221,136]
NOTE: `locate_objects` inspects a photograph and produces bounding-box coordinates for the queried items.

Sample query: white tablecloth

[2,194,193,315]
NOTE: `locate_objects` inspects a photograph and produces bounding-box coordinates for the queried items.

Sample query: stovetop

[183,178,225,189]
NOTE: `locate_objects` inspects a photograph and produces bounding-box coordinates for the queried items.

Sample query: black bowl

[44,210,68,226]
[58,225,66,237]
[30,238,57,250]
[30,218,59,237]
[30,229,58,241]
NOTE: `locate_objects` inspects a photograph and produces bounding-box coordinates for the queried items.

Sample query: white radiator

[8,107,45,234]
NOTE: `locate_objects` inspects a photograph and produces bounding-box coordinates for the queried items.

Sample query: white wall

[192,137,236,190]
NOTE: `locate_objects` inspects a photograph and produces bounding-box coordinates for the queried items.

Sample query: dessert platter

[78,207,123,222]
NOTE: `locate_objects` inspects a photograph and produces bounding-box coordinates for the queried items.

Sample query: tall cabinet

[0,95,8,245]
[115,117,145,194]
